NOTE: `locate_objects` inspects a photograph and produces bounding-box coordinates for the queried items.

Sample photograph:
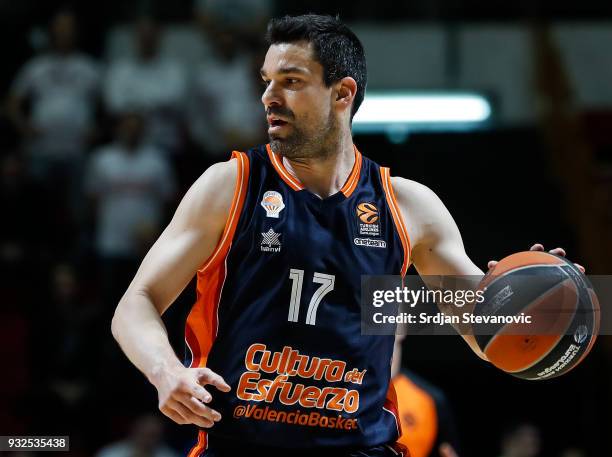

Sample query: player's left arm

[390,177,582,360]
[390,176,488,359]
[390,177,483,277]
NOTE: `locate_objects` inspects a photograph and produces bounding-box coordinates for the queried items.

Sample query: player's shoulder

[390,176,441,208]
[190,145,268,206]
[169,156,244,233]
[189,143,295,199]
[388,176,451,247]
[193,158,239,197]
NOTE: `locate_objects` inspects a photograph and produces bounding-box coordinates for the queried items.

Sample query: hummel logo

[261,228,281,253]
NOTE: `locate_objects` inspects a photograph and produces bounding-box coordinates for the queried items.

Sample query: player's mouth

[268,117,289,133]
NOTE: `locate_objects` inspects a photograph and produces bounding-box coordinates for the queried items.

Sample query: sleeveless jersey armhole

[197,151,250,273]
[185,151,250,371]
[380,167,412,276]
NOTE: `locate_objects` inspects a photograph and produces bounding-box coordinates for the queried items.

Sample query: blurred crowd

[0,6,269,456]
[0,5,602,457]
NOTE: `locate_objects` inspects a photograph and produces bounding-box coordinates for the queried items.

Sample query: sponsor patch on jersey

[261,228,282,252]
[234,343,365,430]
[261,190,285,218]
[356,202,380,237]
[354,237,387,248]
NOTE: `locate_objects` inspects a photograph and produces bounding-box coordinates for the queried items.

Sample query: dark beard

[269,115,338,160]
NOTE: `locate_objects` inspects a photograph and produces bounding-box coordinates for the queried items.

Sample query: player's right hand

[153,365,231,428]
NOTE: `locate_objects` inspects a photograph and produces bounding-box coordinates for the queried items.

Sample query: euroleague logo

[356,203,379,224]
[355,201,381,244]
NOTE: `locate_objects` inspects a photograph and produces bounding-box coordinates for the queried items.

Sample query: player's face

[260,41,339,159]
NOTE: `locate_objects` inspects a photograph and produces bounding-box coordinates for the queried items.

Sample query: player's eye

[286,78,299,84]
[261,79,271,88]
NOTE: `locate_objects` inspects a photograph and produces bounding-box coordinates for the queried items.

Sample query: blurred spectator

[42,263,103,385]
[95,413,180,457]
[28,262,105,429]
[0,154,39,268]
[194,0,272,42]
[187,29,265,159]
[393,370,460,457]
[499,422,542,457]
[6,10,101,185]
[85,112,176,304]
[0,151,75,262]
[21,262,104,454]
[104,18,187,154]
[392,336,460,457]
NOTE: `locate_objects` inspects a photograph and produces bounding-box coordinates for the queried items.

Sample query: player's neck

[282,133,355,199]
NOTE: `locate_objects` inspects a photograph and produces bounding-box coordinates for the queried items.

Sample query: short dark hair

[266,14,367,121]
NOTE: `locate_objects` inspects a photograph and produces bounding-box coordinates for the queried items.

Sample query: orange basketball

[474,251,600,380]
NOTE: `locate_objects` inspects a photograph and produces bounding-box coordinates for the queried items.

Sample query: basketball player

[111,14,583,457]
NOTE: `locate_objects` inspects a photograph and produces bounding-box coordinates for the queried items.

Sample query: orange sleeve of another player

[393,373,438,457]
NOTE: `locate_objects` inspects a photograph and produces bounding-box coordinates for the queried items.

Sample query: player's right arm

[111,159,236,428]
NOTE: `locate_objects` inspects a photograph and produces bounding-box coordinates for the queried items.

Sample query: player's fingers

[171,399,215,428]
[197,368,231,392]
[181,395,222,422]
[160,405,188,425]
[166,410,188,425]
[171,378,212,404]
[529,243,545,251]
[548,247,566,257]
[190,384,212,403]
[487,260,498,269]
[166,400,192,423]
[574,263,586,273]
[439,443,459,457]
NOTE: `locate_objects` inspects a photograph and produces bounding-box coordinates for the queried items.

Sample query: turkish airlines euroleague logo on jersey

[356,202,380,237]
[357,202,379,224]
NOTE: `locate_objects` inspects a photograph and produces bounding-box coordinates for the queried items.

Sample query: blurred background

[0,1,611,456]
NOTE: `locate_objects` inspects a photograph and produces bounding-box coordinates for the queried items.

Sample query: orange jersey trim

[185,151,250,368]
[187,430,207,457]
[198,151,250,273]
[266,144,304,191]
[266,143,362,197]
[340,146,362,198]
[185,152,249,456]
[380,167,411,276]
[186,259,228,368]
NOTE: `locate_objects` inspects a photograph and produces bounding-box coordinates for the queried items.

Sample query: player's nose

[261,81,283,108]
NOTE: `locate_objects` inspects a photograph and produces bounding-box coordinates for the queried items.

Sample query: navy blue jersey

[185,144,411,454]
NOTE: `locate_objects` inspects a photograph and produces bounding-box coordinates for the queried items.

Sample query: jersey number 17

[287,269,335,325]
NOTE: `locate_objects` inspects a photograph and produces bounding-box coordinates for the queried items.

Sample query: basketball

[474,251,600,380]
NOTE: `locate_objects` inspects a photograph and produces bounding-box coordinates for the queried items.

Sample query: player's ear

[334,76,357,111]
